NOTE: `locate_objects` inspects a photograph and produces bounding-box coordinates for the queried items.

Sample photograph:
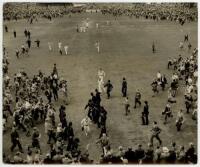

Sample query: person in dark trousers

[143,143,154,164]
[85,99,94,121]
[45,88,52,103]
[90,92,97,105]
[52,63,58,76]
[13,30,16,38]
[134,90,141,108]
[95,89,101,106]
[162,103,172,124]
[135,144,145,163]
[124,147,136,163]
[152,41,156,53]
[67,122,74,138]
[14,112,26,132]
[24,29,28,37]
[150,121,162,146]
[47,127,56,144]
[185,96,193,114]
[34,39,40,48]
[31,127,41,151]
[184,34,189,42]
[52,81,58,101]
[30,18,33,24]
[185,143,197,164]
[10,127,23,152]
[99,106,107,128]
[167,142,177,163]
[16,49,19,59]
[104,80,113,99]
[122,77,127,97]
[5,25,8,32]
[27,39,31,49]
[76,25,79,32]
[142,101,149,125]
[59,105,66,123]
[160,75,168,91]
[27,31,31,39]
[188,43,192,51]
[99,125,107,138]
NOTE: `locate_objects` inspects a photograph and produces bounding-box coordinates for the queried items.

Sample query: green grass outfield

[3,12,197,162]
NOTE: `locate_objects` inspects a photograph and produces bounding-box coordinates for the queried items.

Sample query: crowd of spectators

[3,3,197,25]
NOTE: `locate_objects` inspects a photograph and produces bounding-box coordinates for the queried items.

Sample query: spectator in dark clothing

[134,90,141,108]
[10,127,23,152]
[13,30,16,38]
[27,31,31,39]
[91,92,97,104]
[5,25,8,32]
[45,89,52,103]
[167,142,177,163]
[43,154,53,164]
[135,144,145,163]
[104,80,113,99]
[142,143,154,164]
[27,39,31,49]
[142,101,149,125]
[34,39,40,48]
[95,89,101,106]
[31,127,41,150]
[185,143,197,164]
[67,122,74,138]
[59,105,66,123]
[47,128,56,144]
[122,77,127,97]
[52,82,58,101]
[24,29,28,37]
[99,126,107,138]
[150,121,162,146]
[124,147,136,163]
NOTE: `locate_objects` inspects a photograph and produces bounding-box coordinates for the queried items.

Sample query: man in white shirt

[95,41,100,53]
[48,42,52,51]
[64,45,69,55]
[179,42,184,49]
[98,68,105,83]
[98,78,104,93]
[81,117,91,136]
[157,71,161,82]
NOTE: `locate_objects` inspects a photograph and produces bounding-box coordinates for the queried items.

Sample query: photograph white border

[0,0,199,167]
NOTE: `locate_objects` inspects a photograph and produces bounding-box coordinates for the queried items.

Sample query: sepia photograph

[2,1,198,164]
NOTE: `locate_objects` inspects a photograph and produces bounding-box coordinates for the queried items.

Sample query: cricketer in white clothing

[64,45,69,55]
[98,68,106,82]
[81,117,91,136]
